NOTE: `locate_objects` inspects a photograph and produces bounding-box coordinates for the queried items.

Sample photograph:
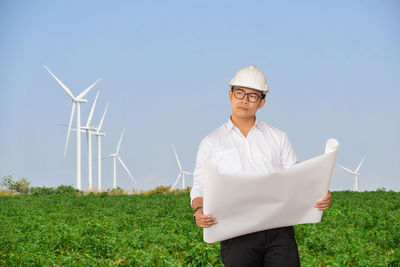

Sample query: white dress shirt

[190,118,297,204]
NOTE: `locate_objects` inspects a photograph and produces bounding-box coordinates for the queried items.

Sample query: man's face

[229,87,266,120]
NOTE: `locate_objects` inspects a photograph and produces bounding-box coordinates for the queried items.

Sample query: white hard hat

[229,65,269,94]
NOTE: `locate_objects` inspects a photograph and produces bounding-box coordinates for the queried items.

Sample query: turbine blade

[86,91,99,127]
[64,102,76,157]
[172,173,181,190]
[172,144,183,172]
[116,127,126,154]
[355,156,366,173]
[118,156,136,184]
[77,78,101,100]
[45,66,76,101]
[182,171,193,175]
[97,102,108,133]
[338,165,356,175]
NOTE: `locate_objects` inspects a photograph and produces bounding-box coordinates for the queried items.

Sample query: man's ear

[229,90,233,102]
[258,98,266,109]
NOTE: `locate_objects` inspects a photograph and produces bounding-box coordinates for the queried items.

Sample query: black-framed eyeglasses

[232,88,263,103]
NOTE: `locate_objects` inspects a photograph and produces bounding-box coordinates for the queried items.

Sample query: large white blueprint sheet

[203,139,339,243]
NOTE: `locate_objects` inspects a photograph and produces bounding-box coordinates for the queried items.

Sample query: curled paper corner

[325,138,339,154]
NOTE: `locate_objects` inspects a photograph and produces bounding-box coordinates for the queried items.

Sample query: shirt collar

[225,117,235,132]
[254,118,261,129]
[225,117,261,133]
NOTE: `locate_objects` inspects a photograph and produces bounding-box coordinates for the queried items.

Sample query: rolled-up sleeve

[190,137,213,205]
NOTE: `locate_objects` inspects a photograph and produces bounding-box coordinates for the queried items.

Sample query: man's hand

[314,190,332,211]
[195,208,218,228]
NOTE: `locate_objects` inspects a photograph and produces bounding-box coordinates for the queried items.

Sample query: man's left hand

[314,190,332,211]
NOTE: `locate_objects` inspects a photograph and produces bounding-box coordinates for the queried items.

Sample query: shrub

[13,178,30,194]
[141,185,192,195]
[0,175,13,189]
[1,175,30,194]
[107,187,126,195]
[29,185,79,196]
[55,185,79,195]
[30,187,56,196]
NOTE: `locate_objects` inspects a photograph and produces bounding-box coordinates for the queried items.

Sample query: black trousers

[220,226,300,267]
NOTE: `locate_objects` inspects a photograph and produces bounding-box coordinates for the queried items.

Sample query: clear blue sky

[0,0,399,192]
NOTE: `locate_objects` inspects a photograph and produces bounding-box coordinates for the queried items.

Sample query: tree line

[0,175,190,196]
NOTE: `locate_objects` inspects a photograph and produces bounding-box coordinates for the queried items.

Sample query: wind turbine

[80,91,99,191]
[109,128,136,189]
[93,103,108,192]
[59,98,107,191]
[338,156,366,192]
[58,98,107,191]
[171,144,192,190]
[45,66,100,190]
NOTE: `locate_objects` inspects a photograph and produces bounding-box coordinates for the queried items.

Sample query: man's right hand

[195,208,218,228]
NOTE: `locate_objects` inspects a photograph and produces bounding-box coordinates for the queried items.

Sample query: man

[190,65,332,267]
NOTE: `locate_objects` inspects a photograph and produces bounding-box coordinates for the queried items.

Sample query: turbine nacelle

[81,126,98,133]
[81,126,97,130]
[60,125,96,134]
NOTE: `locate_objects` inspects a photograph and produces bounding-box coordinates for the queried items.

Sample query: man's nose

[240,94,249,104]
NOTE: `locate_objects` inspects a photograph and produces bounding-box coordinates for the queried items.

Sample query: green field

[0,191,399,266]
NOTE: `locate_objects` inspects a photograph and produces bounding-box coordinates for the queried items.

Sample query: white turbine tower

[109,128,136,189]
[59,98,107,191]
[59,97,106,191]
[171,144,192,190]
[81,91,99,191]
[338,156,366,192]
[93,103,108,192]
[45,66,100,190]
